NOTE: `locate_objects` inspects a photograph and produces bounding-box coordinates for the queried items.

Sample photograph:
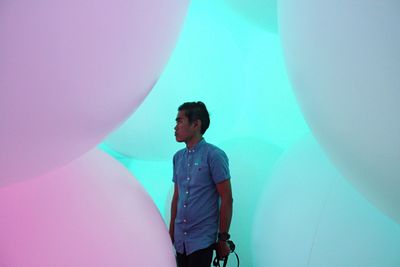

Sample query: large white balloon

[253,136,400,267]
[0,149,175,267]
[279,0,400,222]
[0,0,188,184]
[224,0,278,32]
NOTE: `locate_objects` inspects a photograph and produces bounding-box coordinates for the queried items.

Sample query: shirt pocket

[192,163,211,186]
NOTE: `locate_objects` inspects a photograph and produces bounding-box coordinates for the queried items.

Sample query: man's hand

[169,228,174,244]
[216,240,231,259]
[169,184,178,244]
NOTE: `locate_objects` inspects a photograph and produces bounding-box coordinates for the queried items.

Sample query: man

[169,102,233,267]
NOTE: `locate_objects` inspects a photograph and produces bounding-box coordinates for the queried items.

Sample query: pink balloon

[0,149,175,267]
[0,0,189,185]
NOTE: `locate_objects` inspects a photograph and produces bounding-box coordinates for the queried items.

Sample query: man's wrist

[217,232,230,241]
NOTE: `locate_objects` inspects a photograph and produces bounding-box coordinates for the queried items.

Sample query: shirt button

[183,219,187,223]
[184,205,187,208]
[184,232,187,235]
[186,191,189,194]
[188,163,190,166]
[187,177,190,181]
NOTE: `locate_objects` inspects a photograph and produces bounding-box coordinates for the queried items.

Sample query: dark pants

[176,244,214,267]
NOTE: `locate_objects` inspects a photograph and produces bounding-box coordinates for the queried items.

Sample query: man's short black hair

[178,101,210,135]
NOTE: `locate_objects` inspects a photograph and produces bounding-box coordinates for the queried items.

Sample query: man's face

[174,110,196,143]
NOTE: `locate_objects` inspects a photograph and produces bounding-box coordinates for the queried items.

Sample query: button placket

[182,149,192,232]
[185,150,193,199]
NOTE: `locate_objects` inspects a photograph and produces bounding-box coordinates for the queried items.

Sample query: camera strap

[212,240,240,267]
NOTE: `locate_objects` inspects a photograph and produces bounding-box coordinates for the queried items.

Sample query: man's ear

[193,119,202,131]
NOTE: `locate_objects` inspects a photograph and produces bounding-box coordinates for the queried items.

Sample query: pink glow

[0,149,175,266]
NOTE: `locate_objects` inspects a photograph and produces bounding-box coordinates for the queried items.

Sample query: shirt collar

[187,138,205,153]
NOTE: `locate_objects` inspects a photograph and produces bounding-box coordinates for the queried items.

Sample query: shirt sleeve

[208,148,230,184]
[172,153,177,183]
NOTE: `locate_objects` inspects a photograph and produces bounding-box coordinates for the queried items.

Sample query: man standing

[169,102,233,267]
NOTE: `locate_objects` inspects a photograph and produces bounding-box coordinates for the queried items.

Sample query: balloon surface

[0,149,175,267]
[279,0,400,222]
[253,136,400,267]
[224,0,278,32]
[0,0,188,184]
[220,138,282,267]
[127,158,173,215]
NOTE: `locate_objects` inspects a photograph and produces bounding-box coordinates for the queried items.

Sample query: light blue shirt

[173,139,230,255]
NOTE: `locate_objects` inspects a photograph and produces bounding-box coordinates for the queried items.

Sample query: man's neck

[185,135,203,149]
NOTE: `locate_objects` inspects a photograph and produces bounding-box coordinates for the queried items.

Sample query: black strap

[212,240,239,267]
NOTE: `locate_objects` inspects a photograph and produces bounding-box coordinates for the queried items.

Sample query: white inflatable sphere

[224,0,278,32]
[0,0,188,184]
[0,149,175,267]
[279,0,400,222]
[220,138,282,267]
[253,136,400,267]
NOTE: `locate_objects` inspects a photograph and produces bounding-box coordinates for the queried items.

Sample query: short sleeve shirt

[172,139,230,255]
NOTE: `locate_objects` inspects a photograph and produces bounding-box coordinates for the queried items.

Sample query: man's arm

[216,179,233,258]
[169,184,179,243]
